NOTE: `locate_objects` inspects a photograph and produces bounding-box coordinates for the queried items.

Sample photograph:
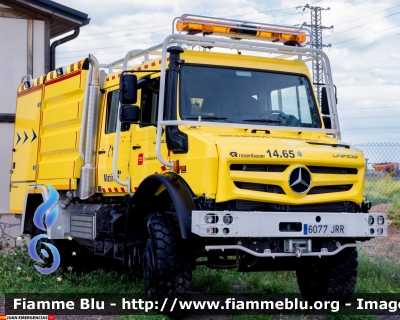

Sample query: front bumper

[191,210,388,238]
[205,242,373,258]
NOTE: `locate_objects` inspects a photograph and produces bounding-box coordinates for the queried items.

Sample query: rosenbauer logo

[230,151,265,158]
[28,185,61,274]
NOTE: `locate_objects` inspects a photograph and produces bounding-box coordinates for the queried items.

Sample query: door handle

[132,146,141,150]
[98,150,106,154]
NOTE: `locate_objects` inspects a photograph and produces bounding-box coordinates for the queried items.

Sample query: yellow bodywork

[11,51,365,213]
[10,59,88,212]
[38,68,87,181]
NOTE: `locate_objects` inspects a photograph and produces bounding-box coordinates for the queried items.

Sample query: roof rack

[100,14,313,74]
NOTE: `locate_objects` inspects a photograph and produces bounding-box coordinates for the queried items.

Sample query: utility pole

[297,4,333,104]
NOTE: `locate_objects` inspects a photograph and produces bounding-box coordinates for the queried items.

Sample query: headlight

[377,228,383,235]
[377,216,385,225]
[370,228,375,235]
[223,214,233,225]
[223,228,229,235]
[204,213,218,224]
[368,216,374,226]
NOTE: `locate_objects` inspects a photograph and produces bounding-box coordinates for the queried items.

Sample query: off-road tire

[296,246,358,304]
[142,212,192,301]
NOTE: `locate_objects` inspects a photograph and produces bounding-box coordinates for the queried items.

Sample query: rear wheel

[142,212,192,301]
[296,246,358,303]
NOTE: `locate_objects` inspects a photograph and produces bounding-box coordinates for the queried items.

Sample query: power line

[239,12,299,23]
[61,30,167,45]
[334,4,400,26]
[329,0,370,15]
[58,43,159,55]
[340,115,400,119]
[59,10,301,54]
[223,7,298,19]
[341,0,356,5]
[343,126,400,131]
[281,0,367,27]
[339,106,400,110]
[332,24,400,45]
[326,11,400,38]
[76,24,169,38]
[57,41,163,60]
[75,8,298,39]
[288,0,370,24]
[60,11,299,48]
[275,3,321,24]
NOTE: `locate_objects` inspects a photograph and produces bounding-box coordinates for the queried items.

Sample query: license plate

[304,224,346,235]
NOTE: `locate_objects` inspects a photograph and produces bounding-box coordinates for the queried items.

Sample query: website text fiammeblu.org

[159,298,340,313]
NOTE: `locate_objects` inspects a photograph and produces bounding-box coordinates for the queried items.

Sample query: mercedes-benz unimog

[10,14,387,303]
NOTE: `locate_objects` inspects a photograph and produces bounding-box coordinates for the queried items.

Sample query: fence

[355,143,400,214]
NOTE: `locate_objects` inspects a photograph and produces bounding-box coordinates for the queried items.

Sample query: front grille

[230,164,357,175]
[230,164,288,172]
[307,166,358,174]
[233,201,353,212]
[308,185,353,195]
[230,164,357,197]
[234,182,285,194]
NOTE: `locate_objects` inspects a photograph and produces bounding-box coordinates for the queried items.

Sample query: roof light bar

[176,17,307,45]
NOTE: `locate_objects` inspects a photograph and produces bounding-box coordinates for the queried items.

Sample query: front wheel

[142,212,192,301]
[296,246,358,303]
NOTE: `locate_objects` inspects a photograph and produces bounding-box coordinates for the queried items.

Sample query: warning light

[176,16,307,45]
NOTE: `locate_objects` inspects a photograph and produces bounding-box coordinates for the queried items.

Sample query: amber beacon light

[176,16,307,45]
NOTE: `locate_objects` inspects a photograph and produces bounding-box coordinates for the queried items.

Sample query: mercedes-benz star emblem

[289,166,311,194]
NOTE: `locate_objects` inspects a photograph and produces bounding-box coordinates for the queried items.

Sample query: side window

[140,83,159,128]
[271,85,313,125]
[105,90,129,133]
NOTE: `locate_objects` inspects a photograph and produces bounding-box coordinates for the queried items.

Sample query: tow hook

[295,246,302,258]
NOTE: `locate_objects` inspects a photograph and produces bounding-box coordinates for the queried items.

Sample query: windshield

[179,65,321,128]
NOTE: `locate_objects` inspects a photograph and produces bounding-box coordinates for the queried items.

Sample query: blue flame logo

[28,184,61,274]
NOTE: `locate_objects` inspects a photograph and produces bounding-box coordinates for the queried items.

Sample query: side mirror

[120,74,137,104]
[321,86,338,115]
[322,115,332,129]
[321,87,329,115]
[119,105,140,123]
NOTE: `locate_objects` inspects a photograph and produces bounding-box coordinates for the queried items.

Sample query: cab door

[130,76,169,190]
[96,88,131,194]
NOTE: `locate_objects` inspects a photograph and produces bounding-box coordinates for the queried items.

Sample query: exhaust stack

[78,54,100,199]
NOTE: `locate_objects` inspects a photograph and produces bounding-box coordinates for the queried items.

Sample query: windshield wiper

[186,116,232,122]
[242,119,282,124]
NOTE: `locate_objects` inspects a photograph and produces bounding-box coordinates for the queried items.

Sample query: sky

[54,0,400,145]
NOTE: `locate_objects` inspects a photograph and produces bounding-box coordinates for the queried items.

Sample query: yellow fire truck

[10,14,387,302]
